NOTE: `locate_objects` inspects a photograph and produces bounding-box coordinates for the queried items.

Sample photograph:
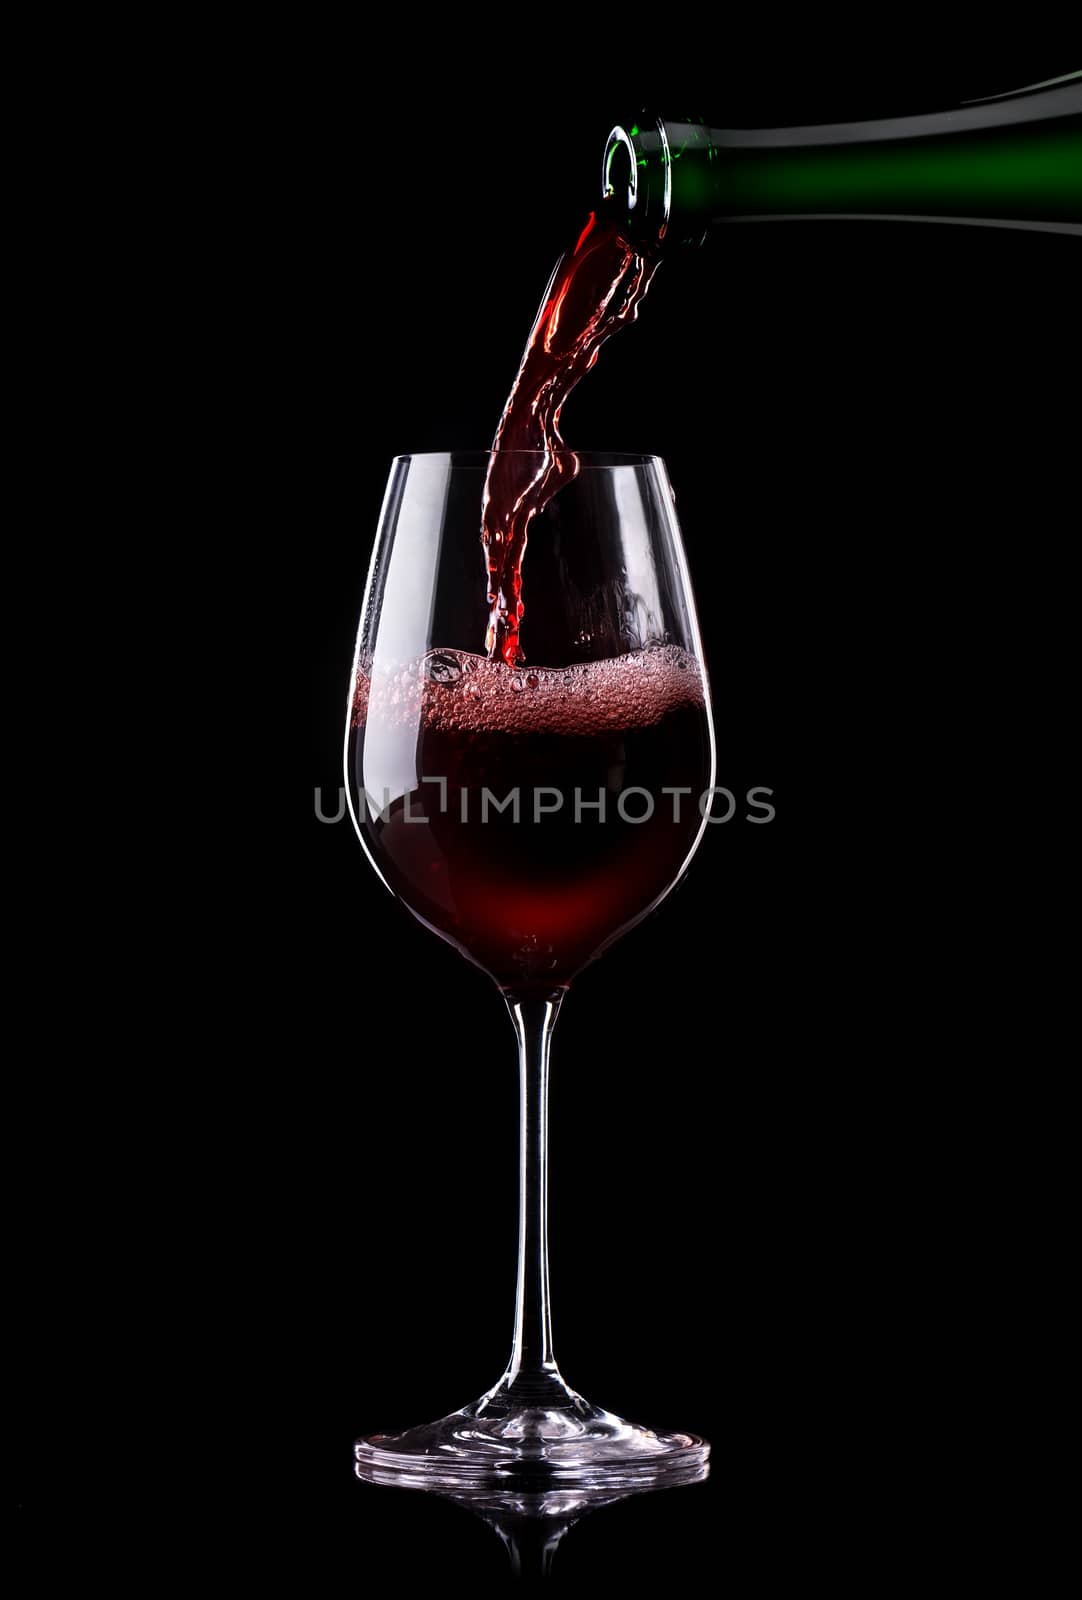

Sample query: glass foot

[354,1381,709,1494]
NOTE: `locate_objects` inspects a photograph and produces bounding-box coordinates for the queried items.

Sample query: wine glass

[345,450,715,1492]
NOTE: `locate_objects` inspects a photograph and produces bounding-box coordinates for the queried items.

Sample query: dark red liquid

[348,647,711,988]
[482,209,660,666]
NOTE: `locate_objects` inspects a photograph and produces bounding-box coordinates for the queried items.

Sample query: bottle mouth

[601,116,671,245]
[602,124,638,213]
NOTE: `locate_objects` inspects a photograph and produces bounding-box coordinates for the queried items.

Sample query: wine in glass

[345,450,715,1491]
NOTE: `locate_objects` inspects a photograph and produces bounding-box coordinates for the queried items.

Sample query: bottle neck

[603,79,1082,243]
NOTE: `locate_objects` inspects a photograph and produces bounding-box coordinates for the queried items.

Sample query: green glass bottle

[603,76,1082,244]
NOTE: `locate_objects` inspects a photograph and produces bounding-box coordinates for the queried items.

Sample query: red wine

[482,209,660,666]
[348,645,710,987]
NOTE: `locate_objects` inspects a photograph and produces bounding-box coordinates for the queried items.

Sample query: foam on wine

[352,645,703,737]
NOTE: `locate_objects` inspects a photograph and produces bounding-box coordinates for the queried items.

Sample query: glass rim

[391,450,663,470]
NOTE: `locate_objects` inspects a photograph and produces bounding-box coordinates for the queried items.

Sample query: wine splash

[481,209,660,667]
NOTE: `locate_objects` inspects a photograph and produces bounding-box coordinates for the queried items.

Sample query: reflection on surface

[355,1461,709,1577]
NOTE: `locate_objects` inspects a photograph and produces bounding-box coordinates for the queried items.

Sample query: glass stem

[494,987,576,1409]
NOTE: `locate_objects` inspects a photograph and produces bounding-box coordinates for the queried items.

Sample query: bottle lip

[602,114,671,246]
[391,450,663,469]
[602,123,639,213]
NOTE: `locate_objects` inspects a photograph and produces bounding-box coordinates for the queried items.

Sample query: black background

[17,37,1077,1584]
[295,46,1075,1582]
